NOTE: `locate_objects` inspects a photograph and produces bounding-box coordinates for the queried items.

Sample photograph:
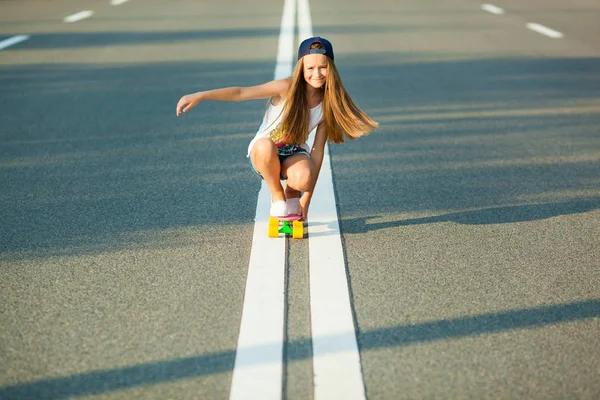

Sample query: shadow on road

[341,198,600,233]
[8,28,279,50]
[4,23,452,51]
[0,298,597,399]
[1,54,599,258]
[1,26,600,400]
[0,58,273,261]
[327,54,600,231]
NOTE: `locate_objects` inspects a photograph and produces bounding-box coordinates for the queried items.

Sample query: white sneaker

[270,200,288,217]
[286,197,300,215]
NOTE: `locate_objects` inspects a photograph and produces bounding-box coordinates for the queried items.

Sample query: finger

[300,206,307,221]
[176,100,186,116]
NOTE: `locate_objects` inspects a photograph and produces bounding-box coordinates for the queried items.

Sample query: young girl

[176,36,378,220]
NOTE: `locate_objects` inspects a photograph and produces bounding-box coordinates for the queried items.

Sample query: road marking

[308,148,367,400]
[527,22,564,38]
[110,0,130,5]
[231,0,364,398]
[274,0,297,81]
[64,10,94,23]
[229,0,295,398]
[297,0,366,397]
[297,0,312,42]
[0,35,29,50]
[229,185,287,400]
[481,3,505,15]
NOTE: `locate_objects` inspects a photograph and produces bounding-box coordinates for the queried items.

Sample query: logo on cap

[297,36,334,61]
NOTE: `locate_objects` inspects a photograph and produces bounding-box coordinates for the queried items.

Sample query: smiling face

[303,54,328,89]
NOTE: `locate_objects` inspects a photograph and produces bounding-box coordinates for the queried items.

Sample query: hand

[299,193,311,221]
[176,93,200,116]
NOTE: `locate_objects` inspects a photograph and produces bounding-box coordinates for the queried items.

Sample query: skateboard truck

[268,214,304,239]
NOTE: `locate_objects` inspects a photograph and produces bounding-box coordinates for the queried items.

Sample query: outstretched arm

[299,123,328,220]
[176,78,291,116]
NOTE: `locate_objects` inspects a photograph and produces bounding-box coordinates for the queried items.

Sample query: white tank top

[247,100,323,157]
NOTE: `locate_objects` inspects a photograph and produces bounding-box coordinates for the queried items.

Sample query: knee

[288,166,313,191]
[251,139,278,167]
[252,139,277,158]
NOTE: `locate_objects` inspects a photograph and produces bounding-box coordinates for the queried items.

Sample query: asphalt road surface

[1,0,599,399]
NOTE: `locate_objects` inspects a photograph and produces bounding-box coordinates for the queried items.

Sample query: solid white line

[229,0,296,398]
[299,0,366,396]
[64,10,94,23]
[0,35,30,50]
[297,0,313,42]
[110,0,130,5]
[526,22,564,38]
[274,0,297,80]
[481,3,505,15]
[307,146,367,400]
[229,184,286,400]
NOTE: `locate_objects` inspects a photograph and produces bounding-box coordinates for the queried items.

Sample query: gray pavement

[1,0,599,399]
[313,0,600,398]
[1,0,276,398]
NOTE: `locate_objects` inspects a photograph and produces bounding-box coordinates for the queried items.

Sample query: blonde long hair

[277,44,378,145]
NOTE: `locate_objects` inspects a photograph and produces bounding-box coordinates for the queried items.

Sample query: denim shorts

[249,144,310,180]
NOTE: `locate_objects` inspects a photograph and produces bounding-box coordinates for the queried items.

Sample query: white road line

[0,35,29,50]
[308,149,367,400]
[229,185,287,400]
[297,0,312,43]
[298,0,366,397]
[481,3,505,15]
[232,0,364,398]
[307,141,367,400]
[274,0,297,81]
[526,22,564,39]
[110,0,130,5]
[229,0,296,398]
[63,10,94,23]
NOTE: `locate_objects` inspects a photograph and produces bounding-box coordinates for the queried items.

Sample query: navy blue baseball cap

[297,36,334,61]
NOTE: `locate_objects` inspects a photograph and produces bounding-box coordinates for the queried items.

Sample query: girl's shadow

[342,198,600,234]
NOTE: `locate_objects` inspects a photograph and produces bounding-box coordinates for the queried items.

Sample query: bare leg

[250,139,285,202]
[282,154,313,196]
[281,154,313,218]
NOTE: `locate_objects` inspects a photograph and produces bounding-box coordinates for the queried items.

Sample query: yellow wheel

[268,216,279,238]
[292,220,304,239]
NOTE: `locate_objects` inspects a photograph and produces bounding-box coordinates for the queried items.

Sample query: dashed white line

[110,0,130,5]
[481,3,505,15]
[527,22,564,39]
[64,10,94,23]
[0,35,29,50]
[479,4,565,40]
